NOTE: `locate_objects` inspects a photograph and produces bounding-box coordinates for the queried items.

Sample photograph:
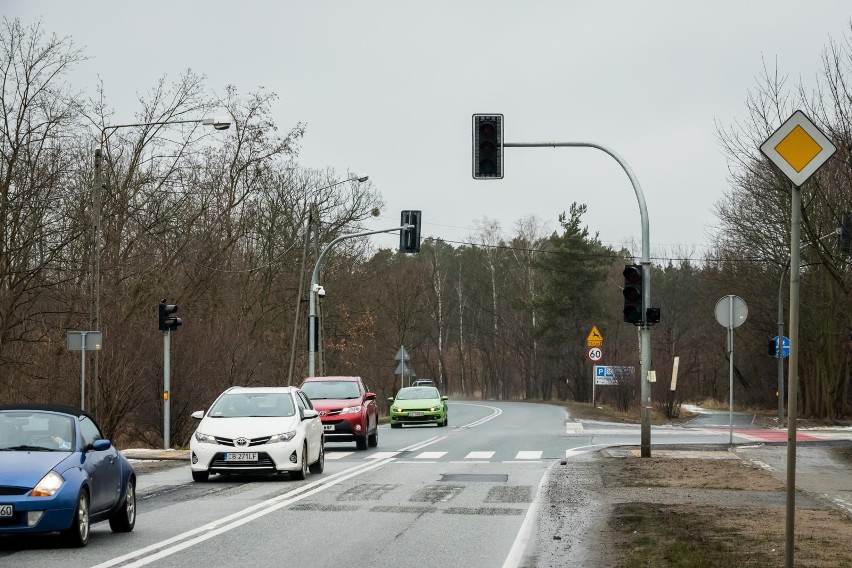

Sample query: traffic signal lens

[623,267,641,283]
[623,288,641,302]
[480,123,495,137]
[479,159,496,174]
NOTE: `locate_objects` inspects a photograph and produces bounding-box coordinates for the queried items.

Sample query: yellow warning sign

[586,325,604,347]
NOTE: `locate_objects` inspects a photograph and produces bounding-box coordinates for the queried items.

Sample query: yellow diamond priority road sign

[760,110,836,187]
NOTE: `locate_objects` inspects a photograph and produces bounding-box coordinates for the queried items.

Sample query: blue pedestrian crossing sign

[770,335,790,359]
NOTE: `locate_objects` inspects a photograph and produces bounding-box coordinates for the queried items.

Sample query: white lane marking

[91,458,394,568]
[415,451,447,459]
[501,459,550,568]
[324,452,354,460]
[400,436,448,452]
[466,451,495,459]
[515,451,542,460]
[453,403,503,429]
[398,461,436,464]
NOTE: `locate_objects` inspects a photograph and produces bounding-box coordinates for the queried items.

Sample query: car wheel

[61,489,90,547]
[355,433,368,450]
[109,477,136,533]
[192,470,209,482]
[309,440,325,474]
[291,443,308,480]
[391,423,401,429]
[368,426,378,447]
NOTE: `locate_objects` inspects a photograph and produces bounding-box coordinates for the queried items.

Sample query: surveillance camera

[317,286,326,298]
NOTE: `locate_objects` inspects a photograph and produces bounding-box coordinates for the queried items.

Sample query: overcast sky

[7,1,852,260]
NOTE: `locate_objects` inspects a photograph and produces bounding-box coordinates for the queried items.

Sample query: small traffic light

[840,212,852,254]
[768,338,778,357]
[645,307,661,325]
[622,265,643,325]
[400,210,421,253]
[158,299,182,332]
[472,114,504,179]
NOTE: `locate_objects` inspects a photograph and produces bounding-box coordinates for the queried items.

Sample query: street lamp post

[775,227,840,426]
[88,116,231,414]
[285,174,369,385]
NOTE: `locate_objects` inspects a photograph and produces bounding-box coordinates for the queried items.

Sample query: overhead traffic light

[158,299,182,332]
[472,114,503,179]
[400,210,422,253]
[622,265,643,325]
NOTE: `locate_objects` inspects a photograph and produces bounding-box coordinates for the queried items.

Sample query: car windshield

[395,387,439,400]
[301,381,361,400]
[0,411,76,451]
[207,393,296,418]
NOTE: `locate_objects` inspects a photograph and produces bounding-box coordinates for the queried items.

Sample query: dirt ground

[599,447,852,567]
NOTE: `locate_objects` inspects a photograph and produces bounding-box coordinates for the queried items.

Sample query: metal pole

[80,332,87,411]
[728,295,734,444]
[778,264,788,427]
[308,225,411,377]
[164,330,171,449]
[785,183,802,568]
[504,141,651,456]
[91,146,104,418]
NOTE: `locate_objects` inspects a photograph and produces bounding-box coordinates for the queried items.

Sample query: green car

[387,386,448,428]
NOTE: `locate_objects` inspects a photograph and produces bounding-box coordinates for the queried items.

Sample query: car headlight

[339,405,362,415]
[267,431,296,444]
[392,407,403,413]
[30,471,64,497]
[194,431,216,444]
[430,406,439,412]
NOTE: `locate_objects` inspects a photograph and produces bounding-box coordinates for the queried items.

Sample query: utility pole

[287,207,313,385]
[90,147,104,416]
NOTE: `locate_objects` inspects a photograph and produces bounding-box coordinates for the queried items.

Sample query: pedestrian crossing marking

[365,451,400,460]
[325,452,354,460]
[515,451,542,460]
[465,451,495,459]
[416,451,447,459]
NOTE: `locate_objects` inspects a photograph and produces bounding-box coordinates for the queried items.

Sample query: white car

[189,386,324,482]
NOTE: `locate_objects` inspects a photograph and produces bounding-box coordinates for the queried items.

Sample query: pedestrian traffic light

[158,299,182,332]
[472,114,503,179]
[768,338,777,357]
[400,210,421,253]
[645,307,661,325]
[622,264,643,325]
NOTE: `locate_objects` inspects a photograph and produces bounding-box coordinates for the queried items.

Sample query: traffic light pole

[163,329,171,450]
[504,141,652,457]
[308,224,413,377]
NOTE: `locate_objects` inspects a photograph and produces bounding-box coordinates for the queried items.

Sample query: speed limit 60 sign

[587,347,603,362]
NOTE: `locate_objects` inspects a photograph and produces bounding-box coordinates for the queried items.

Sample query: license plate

[225,452,257,461]
[0,504,12,517]
[408,411,424,417]
[323,424,334,431]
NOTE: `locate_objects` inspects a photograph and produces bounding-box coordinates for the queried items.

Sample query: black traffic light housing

[158,299,182,332]
[645,307,661,325]
[622,264,643,325]
[768,338,778,357]
[472,114,504,179]
[400,210,421,253]
[840,212,852,254]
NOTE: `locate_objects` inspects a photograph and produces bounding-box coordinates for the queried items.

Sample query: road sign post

[760,109,837,568]
[66,331,103,411]
[714,295,748,444]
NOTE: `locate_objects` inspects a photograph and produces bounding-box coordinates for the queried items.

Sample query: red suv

[300,376,378,450]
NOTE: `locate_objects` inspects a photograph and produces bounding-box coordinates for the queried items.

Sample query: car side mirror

[89,439,112,452]
[441,396,449,401]
[191,410,204,420]
[365,392,376,401]
[302,408,319,420]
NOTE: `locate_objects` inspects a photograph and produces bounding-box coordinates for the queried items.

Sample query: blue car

[0,404,136,546]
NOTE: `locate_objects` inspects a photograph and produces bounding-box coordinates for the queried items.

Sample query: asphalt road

[0,401,816,568]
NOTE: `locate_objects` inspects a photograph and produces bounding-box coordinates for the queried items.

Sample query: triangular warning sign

[587,326,604,342]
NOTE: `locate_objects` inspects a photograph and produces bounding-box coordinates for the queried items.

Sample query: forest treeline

[1,18,851,446]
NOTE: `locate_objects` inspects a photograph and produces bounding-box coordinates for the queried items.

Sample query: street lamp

[775,227,840,426]
[285,174,371,385]
[88,116,231,413]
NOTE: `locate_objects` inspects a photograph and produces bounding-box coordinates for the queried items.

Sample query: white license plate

[0,504,12,517]
[225,452,257,461]
[323,424,334,431]
[408,411,424,417]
